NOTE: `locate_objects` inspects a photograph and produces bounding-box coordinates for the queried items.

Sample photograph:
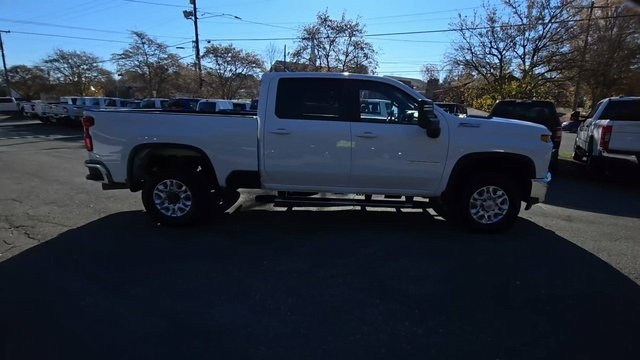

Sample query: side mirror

[417,99,441,138]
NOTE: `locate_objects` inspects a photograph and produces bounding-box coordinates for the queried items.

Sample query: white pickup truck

[573,96,640,169]
[83,72,552,232]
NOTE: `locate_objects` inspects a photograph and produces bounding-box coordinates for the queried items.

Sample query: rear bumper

[526,172,551,210]
[85,160,128,190]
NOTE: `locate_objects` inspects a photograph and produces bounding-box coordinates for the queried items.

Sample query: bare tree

[201,43,264,99]
[446,0,579,108]
[112,31,182,97]
[421,64,441,98]
[40,49,112,96]
[263,42,281,71]
[292,10,377,73]
[580,0,640,107]
[5,65,50,99]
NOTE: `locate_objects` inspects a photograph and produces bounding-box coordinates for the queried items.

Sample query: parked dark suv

[489,99,562,170]
[435,102,467,116]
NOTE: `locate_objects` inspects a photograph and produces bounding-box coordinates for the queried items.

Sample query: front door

[348,80,448,194]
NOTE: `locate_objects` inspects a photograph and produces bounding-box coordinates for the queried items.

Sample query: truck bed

[86,109,259,186]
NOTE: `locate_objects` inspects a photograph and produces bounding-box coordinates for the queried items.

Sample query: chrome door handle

[270,128,291,135]
[356,132,377,139]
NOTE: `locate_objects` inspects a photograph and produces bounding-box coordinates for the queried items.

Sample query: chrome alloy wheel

[153,179,193,217]
[468,185,509,224]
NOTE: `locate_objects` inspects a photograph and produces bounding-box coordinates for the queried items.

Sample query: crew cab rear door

[348,80,448,193]
[261,77,352,189]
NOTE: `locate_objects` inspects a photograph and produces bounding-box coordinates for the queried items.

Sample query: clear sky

[0,0,495,79]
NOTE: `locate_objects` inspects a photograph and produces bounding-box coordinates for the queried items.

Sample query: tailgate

[609,121,640,153]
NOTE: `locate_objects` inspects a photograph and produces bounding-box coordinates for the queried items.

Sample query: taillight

[82,116,95,151]
[600,125,612,151]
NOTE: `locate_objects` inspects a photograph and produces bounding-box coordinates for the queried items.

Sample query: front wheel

[457,173,521,232]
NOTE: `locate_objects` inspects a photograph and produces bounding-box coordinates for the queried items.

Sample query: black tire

[586,155,604,175]
[456,173,521,232]
[142,171,210,226]
[572,152,583,162]
[573,140,585,162]
[585,138,604,175]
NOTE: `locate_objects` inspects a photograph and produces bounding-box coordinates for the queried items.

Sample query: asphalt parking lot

[1,115,639,359]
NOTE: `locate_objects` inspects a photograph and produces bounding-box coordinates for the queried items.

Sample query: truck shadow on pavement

[546,159,640,218]
[1,210,640,359]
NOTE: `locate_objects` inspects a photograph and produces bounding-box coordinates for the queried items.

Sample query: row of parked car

[16,96,258,124]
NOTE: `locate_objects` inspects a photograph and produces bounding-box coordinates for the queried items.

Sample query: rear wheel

[142,172,204,226]
[572,152,583,161]
[585,137,604,174]
[573,140,585,162]
[142,170,237,226]
[456,173,521,232]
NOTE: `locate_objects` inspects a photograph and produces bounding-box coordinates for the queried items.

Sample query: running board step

[255,195,433,209]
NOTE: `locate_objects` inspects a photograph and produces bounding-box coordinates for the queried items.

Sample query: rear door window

[275,78,347,121]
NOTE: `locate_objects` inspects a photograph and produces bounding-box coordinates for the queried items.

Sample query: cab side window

[276,78,346,121]
[355,80,418,124]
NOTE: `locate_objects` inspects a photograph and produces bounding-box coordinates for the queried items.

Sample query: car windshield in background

[85,98,100,106]
[140,100,155,109]
[198,102,218,112]
[435,102,467,115]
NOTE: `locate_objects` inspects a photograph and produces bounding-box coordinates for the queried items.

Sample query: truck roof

[262,72,427,100]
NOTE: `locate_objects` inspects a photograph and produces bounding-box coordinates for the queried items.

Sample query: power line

[0,18,130,35]
[8,31,131,44]
[4,13,637,46]
[123,0,189,9]
[201,13,640,42]
[0,18,192,41]
[365,6,483,20]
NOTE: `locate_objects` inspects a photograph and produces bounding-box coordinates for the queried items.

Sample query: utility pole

[0,30,10,96]
[184,1,203,90]
[192,0,203,90]
[572,1,595,111]
[283,45,287,72]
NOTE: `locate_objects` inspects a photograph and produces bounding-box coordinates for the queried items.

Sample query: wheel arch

[443,152,536,203]
[127,143,219,192]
